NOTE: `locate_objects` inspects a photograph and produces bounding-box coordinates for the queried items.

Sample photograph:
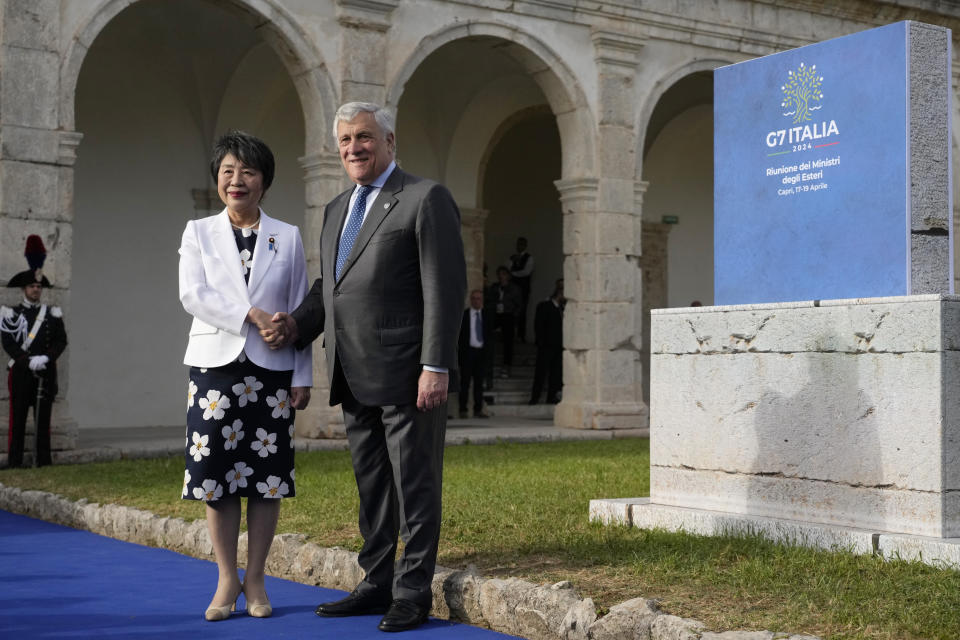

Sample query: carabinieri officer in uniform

[0,235,67,468]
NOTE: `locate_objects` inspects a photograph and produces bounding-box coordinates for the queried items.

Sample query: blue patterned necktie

[474,310,483,344]
[335,185,372,280]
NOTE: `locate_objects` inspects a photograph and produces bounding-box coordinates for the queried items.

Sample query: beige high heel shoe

[242,582,273,618]
[204,584,242,621]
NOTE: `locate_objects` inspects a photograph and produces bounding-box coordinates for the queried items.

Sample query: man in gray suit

[266,102,466,632]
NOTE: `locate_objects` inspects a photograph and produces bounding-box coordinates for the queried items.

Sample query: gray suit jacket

[293,167,466,407]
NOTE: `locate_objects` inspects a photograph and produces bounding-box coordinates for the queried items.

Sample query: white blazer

[178,208,312,387]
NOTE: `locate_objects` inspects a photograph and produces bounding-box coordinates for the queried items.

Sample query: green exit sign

[661,215,679,224]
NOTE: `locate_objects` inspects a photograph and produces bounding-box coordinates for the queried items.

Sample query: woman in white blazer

[178,131,311,621]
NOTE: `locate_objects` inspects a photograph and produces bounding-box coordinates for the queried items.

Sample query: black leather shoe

[315,589,392,617]
[377,599,429,632]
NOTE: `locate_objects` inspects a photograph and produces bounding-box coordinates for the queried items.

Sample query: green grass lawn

[2,438,959,639]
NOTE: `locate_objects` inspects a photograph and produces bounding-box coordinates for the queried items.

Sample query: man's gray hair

[333,102,395,139]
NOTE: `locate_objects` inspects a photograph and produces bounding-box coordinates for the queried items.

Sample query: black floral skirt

[182,356,295,502]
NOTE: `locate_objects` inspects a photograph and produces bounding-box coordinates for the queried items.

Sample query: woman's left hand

[291,386,311,410]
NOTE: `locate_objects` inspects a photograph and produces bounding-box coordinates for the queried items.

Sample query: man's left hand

[291,386,311,410]
[417,370,448,412]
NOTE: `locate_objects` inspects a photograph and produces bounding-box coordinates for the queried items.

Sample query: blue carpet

[0,510,519,639]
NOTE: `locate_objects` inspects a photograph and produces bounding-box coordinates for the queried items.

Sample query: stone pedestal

[632,296,960,539]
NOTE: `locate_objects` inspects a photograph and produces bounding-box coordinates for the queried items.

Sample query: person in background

[458,289,492,419]
[178,131,311,621]
[487,266,522,378]
[529,279,564,405]
[508,237,534,343]
[0,235,67,468]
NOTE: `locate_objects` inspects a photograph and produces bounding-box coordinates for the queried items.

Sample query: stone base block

[554,400,648,430]
[650,295,960,538]
[651,466,956,539]
[591,498,960,569]
[592,498,875,554]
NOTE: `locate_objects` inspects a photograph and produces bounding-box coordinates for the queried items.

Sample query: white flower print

[189,432,211,462]
[250,428,278,458]
[266,389,290,420]
[222,419,244,450]
[187,380,198,408]
[290,468,295,483]
[256,475,289,499]
[289,424,295,448]
[239,249,253,275]
[232,376,263,408]
[193,478,223,502]
[237,351,247,363]
[199,389,230,421]
[182,469,191,497]
[225,461,254,493]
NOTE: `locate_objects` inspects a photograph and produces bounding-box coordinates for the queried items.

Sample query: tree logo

[781,62,823,124]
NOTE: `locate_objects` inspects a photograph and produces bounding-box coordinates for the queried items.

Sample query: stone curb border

[0,484,819,640]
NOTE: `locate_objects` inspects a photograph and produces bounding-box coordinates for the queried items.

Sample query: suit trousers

[530,346,563,404]
[7,368,52,468]
[495,313,515,367]
[459,346,485,413]
[340,369,447,608]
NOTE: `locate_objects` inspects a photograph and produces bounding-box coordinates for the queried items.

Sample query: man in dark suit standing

[458,289,491,419]
[529,279,564,405]
[266,102,466,632]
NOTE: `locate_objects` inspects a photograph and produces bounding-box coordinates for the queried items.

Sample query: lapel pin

[383,203,389,209]
[268,236,276,251]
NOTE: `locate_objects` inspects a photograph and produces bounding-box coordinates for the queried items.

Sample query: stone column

[336,0,399,104]
[954,204,960,293]
[0,0,82,456]
[296,151,349,438]
[554,29,648,431]
[460,207,489,294]
[639,216,671,407]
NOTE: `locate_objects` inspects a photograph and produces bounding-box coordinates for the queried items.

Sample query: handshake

[245,308,310,410]
[246,309,299,351]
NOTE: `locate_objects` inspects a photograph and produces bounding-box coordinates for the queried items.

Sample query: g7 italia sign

[714,23,914,305]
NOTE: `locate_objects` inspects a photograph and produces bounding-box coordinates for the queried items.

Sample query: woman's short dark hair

[209,130,275,191]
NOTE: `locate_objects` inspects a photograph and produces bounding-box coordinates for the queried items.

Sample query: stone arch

[635,57,733,179]
[60,0,337,153]
[476,105,554,208]
[385,20,596,183]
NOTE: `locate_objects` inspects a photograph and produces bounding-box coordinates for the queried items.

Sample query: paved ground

[66,416,647,463]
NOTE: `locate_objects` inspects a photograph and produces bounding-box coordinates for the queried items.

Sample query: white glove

[28,355,49,372]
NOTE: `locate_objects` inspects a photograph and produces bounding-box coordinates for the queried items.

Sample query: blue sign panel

[715,22,908,305]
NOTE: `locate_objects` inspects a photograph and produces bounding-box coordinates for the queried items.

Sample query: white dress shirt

[469,308,484,348]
